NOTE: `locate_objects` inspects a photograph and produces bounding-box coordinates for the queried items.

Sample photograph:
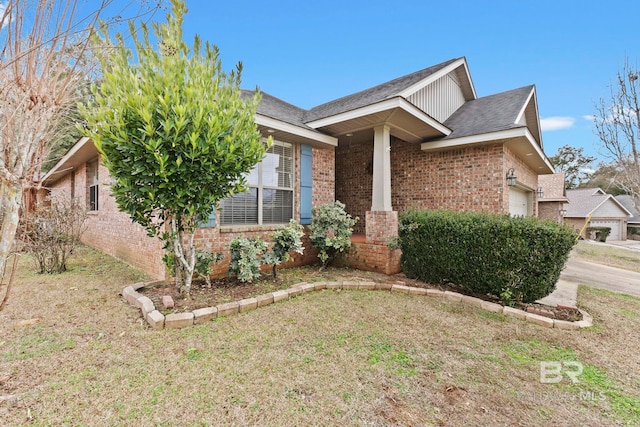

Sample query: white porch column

[371,125,392,211]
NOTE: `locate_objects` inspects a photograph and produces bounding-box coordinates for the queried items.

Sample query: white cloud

[582,115,595,121]
[540,116,576,131]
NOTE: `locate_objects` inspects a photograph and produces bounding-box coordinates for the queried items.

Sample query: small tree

[309,201,357,270]
[263,220,304,279]
[21,195,88,274]
[80,0,267,295]
[193,250,224,288]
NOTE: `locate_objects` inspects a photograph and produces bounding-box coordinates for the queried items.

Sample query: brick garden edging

[122,281,593,331]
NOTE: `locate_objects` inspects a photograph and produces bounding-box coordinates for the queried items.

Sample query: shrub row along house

[41,57,555,280]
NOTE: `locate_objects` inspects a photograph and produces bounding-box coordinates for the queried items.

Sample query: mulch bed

[138,269,582,322]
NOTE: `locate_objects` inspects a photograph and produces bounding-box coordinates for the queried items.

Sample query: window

[87,159,99,211]
[220,141,294,225]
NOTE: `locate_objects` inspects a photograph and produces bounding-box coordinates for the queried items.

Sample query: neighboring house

[537,173,569,223]
[615,195,640,240]
[42,57,555,279]
[564,188,632,241]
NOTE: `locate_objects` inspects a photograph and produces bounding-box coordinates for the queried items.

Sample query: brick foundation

[338,210,401,275]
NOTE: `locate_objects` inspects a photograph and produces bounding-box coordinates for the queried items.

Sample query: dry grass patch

[1,246,639,426]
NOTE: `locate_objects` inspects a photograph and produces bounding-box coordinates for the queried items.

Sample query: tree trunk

[0,183,22,278]
[170,219,196,297]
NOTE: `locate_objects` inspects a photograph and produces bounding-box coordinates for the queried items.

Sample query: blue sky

[4,0,637,164]
[171,0,640,165]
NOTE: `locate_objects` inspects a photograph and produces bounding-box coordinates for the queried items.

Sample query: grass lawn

[1,244,640,426]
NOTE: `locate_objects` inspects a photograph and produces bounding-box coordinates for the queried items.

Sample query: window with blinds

[220,141,294,226]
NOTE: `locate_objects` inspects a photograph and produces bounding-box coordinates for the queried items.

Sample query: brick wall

[538,201,564,223]
[335,138,372,234]
[391,141,507,216]
[48,144,335,280]
[336,137,542,234]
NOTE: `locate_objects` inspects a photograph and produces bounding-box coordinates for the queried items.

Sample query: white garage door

[509,188,530,217]
[590,220,622,240]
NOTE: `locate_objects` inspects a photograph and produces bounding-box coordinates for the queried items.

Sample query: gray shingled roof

[441,85,534,139]
[564,188,629,217]
[241,89,313,129]
[303,58,462,122]
[616,195,640,223]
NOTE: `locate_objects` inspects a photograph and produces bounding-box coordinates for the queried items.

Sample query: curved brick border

[122,281,593,331]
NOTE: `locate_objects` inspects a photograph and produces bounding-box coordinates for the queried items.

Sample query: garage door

[590,220,622,240]
[509,188,530,217]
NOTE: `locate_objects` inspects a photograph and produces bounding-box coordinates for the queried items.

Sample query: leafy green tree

[549,144,595,189]
[80,0,267,295]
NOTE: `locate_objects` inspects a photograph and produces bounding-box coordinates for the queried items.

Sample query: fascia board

[255,114,337,147]
[305,98,451,136]
[41,136,92,185]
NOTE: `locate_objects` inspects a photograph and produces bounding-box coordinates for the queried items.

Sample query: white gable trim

[513,86,543,145]
[396,58,477,101]
[305,97,452,136]
[587,196,633,217]
[514,87,535,125]
[255,114,338,147]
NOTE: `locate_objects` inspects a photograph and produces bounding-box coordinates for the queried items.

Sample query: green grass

[2,244,640,426]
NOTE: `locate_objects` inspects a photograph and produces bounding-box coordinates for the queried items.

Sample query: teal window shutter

[300,144,313,225]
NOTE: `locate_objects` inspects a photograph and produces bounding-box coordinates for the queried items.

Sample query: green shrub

[194,250,224,287]
[397,210,576,304]
[262,220,305,279]
[586,226,611,242]
[309,201,358,269]
[228,237,268,283]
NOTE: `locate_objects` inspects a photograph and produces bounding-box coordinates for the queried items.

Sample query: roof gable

[304,57,466,123]
[441,85,536,140]
[565,188,632,217]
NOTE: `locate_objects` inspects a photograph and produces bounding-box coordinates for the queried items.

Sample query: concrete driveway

[560,257,640,298]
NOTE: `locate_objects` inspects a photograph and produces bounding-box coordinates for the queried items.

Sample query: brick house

[537,173,569,223]
[563,188,632,241]
[42,57,554,279]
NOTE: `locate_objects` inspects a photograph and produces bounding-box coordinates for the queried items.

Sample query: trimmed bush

[398,210,576,304]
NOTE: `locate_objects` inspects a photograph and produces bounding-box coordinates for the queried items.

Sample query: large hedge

[398,210,577,303]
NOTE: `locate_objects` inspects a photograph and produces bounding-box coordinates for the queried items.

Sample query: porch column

[371,125,392,211]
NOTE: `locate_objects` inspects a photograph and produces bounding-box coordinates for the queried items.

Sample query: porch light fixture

[559,208,567,217]
[506,168,517,187]
[536,187,544,198]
